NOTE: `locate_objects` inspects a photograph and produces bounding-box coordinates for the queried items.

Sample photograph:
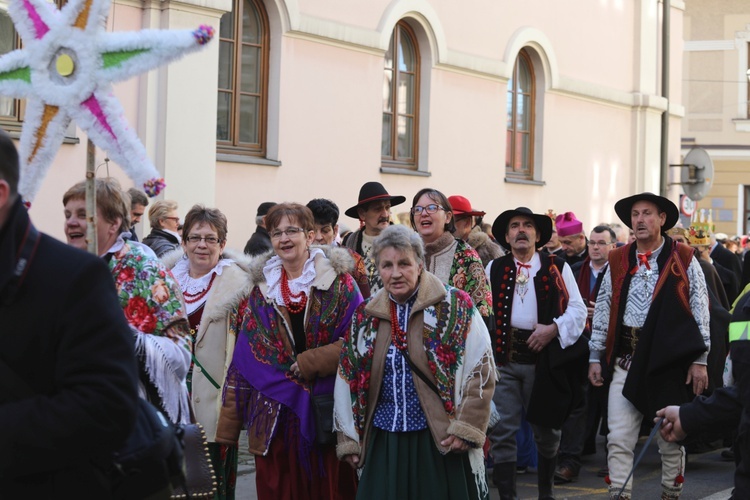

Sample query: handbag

[311,391,336,446]
[170,421,216,499]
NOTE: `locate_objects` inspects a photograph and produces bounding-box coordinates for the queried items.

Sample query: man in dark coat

[486,207,587,500]
[0,131,139,496]
[657,290,750,499]
[711,235,743,288]
[244,201,276,256]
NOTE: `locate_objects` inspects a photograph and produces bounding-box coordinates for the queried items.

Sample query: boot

[537,455,556,499]
[493,461,518,500]
[661,483,682,499]
[608,485,631,499]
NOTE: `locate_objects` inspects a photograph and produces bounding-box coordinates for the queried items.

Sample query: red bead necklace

[281,267,307,314]
[390,301,408,351]
[183,273,216,304]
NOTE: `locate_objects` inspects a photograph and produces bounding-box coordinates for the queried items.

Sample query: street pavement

[234,435,736,499]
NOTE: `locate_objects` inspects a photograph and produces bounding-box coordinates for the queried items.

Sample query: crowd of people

[1,125,748,499]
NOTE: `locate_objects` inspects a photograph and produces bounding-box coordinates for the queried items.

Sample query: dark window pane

[218,41,234,89]
[505,130,513,168]
[216,92,232,141]
[242,0,261,44]
[397,115,413,159]
[219,11,234,39]
[239,94,258,144]
[518,58,530,92]
[240,45,260,93]
[383,71,393,112]
[382,113,392,156]
[516,94,528,131]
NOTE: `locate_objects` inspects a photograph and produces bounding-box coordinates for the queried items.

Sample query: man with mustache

[588,193,711,500]
[343,181,405,295]
[485,207,587,500]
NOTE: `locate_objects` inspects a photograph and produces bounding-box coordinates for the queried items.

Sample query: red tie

[517,262,531,272]
[637,251,652,270]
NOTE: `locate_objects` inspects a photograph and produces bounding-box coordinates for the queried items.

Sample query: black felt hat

[344,182,406,219]
[492,207,553,251]
[614,193,679,231]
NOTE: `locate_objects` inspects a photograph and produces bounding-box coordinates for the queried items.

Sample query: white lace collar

[264,248,324,307]
[172,257,235,295]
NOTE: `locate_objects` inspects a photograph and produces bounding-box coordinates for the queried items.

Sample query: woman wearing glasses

[216,203,362,499]
[164,204,253,499]
[410,188,493,330]
[142,199,182,257]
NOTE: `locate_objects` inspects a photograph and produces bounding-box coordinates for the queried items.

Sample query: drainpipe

[660,0,670,197]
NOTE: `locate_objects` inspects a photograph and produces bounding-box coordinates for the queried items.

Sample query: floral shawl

[109,240,187,334]
[450,239,493,320]
[108,240,191,423]
[227,252,363,454]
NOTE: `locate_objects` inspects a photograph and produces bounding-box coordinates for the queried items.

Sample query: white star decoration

[0,0,214,201]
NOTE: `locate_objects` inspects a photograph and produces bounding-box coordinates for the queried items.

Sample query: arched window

[217,0,269,157]
[382,21,419,169]
[506,49,535,179]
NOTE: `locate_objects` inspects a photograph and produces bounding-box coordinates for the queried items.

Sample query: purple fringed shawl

[228,271,362,454]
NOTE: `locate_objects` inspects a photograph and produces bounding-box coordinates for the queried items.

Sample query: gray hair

[255,215,265,226]
[373,225,425,268]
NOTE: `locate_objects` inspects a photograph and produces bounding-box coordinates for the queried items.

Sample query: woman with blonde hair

[143,199,181,257]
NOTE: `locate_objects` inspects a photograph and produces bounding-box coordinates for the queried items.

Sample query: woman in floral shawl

[62,178,191,425]
[334,224,496,500]
[409,188,494,332]
[216,203,362,499]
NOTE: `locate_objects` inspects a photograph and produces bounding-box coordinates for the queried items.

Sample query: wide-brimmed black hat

[344,182,406,219]
[614,192,679,231]
[492,207,553,250]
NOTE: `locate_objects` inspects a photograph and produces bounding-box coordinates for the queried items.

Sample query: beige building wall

[11,0,686,250]
[682,1,750,236]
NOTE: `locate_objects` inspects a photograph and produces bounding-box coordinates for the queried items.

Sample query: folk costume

[216,246,363,500]
[107,237,192,425]
[342,182,406,296]
[334,270,495,500]
[589,193,710,500]
[424,231,494,330]
[164,248,253,499]
[0,198,139,497]
[485,207,587,500]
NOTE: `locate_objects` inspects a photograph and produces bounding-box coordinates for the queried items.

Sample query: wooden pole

[86,138,98,255]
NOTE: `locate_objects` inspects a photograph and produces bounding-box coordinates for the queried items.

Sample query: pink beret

[555,212,583,237]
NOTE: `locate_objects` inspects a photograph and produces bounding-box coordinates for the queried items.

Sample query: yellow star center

[56,54,75,77]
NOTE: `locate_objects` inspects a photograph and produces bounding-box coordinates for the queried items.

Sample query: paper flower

[0,0,214,201]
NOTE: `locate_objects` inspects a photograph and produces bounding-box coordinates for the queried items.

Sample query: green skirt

[357,427,488,500]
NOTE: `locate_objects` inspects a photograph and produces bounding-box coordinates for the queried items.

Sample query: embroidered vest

[489,252,569,364]
[605,237,695,363]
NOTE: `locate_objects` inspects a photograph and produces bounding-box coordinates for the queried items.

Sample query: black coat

[142,228,180,257]
[244,226,273,256]
[0,199,138,497]
[711,243,742,283]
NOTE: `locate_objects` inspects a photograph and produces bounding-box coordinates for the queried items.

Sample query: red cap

[448,195,486,217]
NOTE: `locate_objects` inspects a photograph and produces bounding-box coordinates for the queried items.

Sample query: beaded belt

[508,327,538,364]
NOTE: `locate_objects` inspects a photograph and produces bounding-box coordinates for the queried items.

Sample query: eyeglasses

[411,204,444,215]
[186,235,221,245]
[270,227,306,239]
[164,216,180,223]
[587,241,612,247]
